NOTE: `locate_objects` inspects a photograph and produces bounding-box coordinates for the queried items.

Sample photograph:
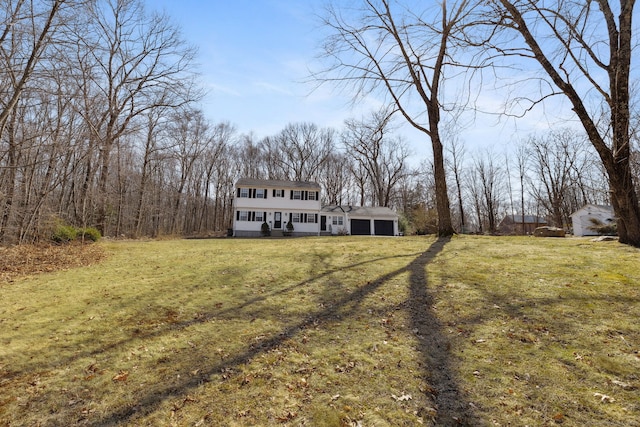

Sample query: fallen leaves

[112,371,129,382]
[276,410,297,422]
[0,242,105,283]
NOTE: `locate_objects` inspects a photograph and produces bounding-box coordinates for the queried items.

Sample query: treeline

[0,0,635,244]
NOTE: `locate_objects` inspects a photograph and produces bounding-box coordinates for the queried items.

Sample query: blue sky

[143,0,569,160]
[145,1,364,134]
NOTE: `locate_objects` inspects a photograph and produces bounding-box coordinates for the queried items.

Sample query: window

[238,211,249,221]
[255,211,264,222]
[292,190,302,200]
[332,216,344,226]
[274,189,284,197]
[308,191,317,201]
[306,214,317,223]
[292,213,302,223]
[239,188,249,198]
[256,189,265,199]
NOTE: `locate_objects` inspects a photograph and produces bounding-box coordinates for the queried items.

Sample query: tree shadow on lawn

[407,237,478,426]
[89,237,477,425]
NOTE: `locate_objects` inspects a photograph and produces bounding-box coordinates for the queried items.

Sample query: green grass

[0,235,639,426]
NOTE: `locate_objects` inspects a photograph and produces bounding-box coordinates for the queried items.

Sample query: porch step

[271,230,283,237]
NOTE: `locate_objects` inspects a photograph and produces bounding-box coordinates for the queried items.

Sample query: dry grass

[0,235,638,426]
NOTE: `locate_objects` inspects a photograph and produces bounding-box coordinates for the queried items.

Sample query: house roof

[502,214,547,224]
[236,178,321,190]
[570,204,614,217]
[321,205,398,218]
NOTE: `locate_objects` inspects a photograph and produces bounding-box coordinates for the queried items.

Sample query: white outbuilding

[570,204,615,236]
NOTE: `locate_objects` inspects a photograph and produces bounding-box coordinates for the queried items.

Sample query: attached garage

[374,220,394,236]
[321,205,399,236]
[350,219,371,235]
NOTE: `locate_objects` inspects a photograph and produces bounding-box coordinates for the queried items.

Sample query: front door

[320,215,327,231]
[274,212,282,229]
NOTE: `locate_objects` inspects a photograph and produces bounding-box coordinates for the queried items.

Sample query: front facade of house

[233,178,321,237]
[571,204,615,236]
[232,179,399,237]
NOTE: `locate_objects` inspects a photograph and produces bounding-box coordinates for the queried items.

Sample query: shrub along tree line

[51,221,101,244]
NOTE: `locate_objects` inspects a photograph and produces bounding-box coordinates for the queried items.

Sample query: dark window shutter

[264,189,267,198]
[236,211,240,220]
[304,191,308,200]
[263,211,266,220]
[237,188,240,197]
[290,190,293,199]
[315,214,318,223]
[273,189,276,197]
[316,191,319,200]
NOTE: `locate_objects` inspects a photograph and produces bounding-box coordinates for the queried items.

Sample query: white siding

[571,205,614,236]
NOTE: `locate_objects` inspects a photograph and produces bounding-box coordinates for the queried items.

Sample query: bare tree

[527,129,589,228]
[446,136,467,232]
[71,0,199,235]
[341,108,409,207]
[166,108,211,234]
[349,159,370,207]
[484,1,640,246]
[317,152,350,205]
[318,0,477,235]
[514,143,530,235]
[261,122,334,182]
[196,122,235,233]
[133,107,170,236]
[469,151,504,234]
[236,133,265,180]
[0,0,69,243]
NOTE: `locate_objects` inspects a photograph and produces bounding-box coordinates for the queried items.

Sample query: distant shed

[570,204,615,236]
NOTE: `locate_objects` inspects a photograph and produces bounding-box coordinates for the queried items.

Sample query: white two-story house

[233,178,322,237]
[232,178,399,237]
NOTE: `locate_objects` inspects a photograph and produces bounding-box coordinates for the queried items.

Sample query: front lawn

[0,235,638,426]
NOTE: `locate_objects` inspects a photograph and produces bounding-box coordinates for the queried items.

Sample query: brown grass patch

[0,242,106,283]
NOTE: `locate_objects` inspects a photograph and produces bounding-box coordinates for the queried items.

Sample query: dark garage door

[374,220,394,236]
[350,219,371,235]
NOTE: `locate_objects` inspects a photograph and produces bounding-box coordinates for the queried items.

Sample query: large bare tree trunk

[430,131,454,235]
[318,0,473,236]
[495,0,640,246]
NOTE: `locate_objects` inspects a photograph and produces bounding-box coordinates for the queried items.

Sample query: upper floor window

[256,189,265,199]
[274,189,284,197]
[308,192,317,201]
[239,188,249,198]
[292,190,302,200]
